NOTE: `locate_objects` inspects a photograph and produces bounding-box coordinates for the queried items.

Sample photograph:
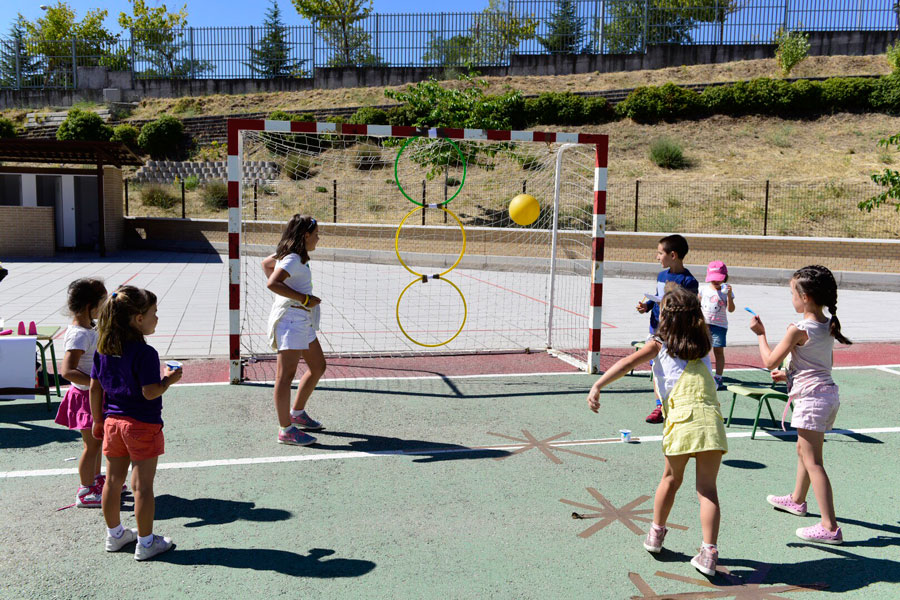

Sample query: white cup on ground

[165,360,183,371]
[620,429,632,443]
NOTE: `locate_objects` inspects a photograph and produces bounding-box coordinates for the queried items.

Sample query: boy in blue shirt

[636,234,699,423]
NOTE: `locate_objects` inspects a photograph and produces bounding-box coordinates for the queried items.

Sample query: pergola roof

[0,139,143,167]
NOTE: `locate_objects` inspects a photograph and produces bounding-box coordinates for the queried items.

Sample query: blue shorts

[709,324,727,348]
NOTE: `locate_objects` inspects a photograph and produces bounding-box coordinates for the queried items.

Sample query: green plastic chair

[725,384,793,440]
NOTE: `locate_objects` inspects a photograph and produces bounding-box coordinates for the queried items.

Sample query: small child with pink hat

[699,261,735,389]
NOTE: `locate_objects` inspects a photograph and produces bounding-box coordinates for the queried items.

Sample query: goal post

[227,119,608,383]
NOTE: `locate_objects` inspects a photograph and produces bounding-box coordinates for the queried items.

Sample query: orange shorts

[103,416,164,462]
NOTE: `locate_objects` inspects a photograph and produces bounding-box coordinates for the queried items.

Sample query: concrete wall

[2,30,896,108]
[123,217,900,277]
[0,207,55,257]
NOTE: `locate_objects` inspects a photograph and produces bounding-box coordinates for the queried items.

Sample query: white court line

[4,426,899,480]
[876,366,900,376]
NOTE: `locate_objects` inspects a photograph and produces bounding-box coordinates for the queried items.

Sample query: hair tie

[111,292,117,299]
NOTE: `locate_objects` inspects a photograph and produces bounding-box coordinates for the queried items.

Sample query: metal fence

[604,179,899,239]
[1,1,898,87]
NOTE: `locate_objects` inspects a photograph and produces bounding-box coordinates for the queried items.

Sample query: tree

[0,19,42,88]
[862,133,900,213]
[291,0,379,67]
[19,2,120,85]
[246,0,307,77]
[538,0,586,54]
[118,0,209,78]
[598,0,741,54]
[423,0,538,66]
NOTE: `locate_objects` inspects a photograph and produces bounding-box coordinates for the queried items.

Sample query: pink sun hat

[706,260,728,282]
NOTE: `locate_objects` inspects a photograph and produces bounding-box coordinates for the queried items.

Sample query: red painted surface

[173,343,900,385]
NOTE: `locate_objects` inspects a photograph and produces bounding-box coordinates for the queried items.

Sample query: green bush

[201,180,228,210]
[354,143,383,170]
[386,104,416,126]
[315,186,328,193]
[0,117,16,138]
[184,175,200,191]
[888,41,900,73]
[268,110,314,122]
[141,185,177,209]
[348,106,389,125]
[649,137,689,169]
[523,92,614,126]
[819,77,873,112]
[284,154,313,179]
[618,83,704,123]
[138,115,184,159]
[110,123,140,148]
[56,108,113,141]
[775,29,810,77]
[870,73,900,114]
[446,176,461,186]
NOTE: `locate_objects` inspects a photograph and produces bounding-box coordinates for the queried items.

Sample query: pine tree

[0,19,42,88]
[538,0,585,54]
[247,0,305,77]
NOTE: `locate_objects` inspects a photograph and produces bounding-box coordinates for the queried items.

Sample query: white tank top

[788,318,834,388]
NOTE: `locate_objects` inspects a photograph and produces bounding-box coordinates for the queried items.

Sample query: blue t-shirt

[91,340,164,425]
[647,268,699,332]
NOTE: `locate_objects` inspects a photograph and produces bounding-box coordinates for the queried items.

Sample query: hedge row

[342,75,900,128]
[616,74,900,123]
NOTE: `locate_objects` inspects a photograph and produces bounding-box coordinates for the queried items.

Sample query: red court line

[454,272,617,328]
[120,272,140,286]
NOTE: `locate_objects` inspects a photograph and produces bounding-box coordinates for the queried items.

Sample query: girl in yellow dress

[587,284,727,576]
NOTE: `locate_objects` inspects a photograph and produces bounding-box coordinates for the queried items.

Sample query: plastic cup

[165,360,183,371]
[620,429,632,443]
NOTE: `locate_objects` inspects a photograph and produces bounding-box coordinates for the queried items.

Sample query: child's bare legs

[274,350,302,427]
[131,457,159,537]
[793,429,838,531]
[653,454,689,526]
[712,347,725,376]
[695,451,723,545]
[102,456,130,528]
[78,430,103,486]
[292,340,326,412]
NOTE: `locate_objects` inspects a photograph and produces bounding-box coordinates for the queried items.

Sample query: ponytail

[96,285,157,356]
[792,265,852,346]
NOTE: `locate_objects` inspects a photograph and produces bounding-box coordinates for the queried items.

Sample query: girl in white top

[261,215,326,447]
[698,261,735,388]
[749,265,851,545]
[54,278,108,507]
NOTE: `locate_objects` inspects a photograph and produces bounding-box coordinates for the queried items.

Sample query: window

[0,174,22,206]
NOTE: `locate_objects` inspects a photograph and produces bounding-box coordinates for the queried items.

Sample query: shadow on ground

[159,547,376,577]
[154,494,293,527]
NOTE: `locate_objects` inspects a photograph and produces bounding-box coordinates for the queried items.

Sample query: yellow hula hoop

[395,276,468,348]
[394,205,467,278]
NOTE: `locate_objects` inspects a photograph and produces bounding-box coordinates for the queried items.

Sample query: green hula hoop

[395,276,467,348]
[394,136,467,207]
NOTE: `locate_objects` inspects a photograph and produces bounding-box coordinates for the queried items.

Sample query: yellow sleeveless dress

[658,359,728,456]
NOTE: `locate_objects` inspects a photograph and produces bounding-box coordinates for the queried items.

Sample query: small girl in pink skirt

[55,278,108,507]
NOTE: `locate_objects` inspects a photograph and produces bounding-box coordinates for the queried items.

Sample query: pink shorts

[789,382,840,432]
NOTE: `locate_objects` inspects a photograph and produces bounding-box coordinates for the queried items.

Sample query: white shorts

[274,313,317,351]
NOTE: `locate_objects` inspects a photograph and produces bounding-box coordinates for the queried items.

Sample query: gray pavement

[1,251,898,360]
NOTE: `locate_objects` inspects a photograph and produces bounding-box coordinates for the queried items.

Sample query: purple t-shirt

[91,341,163,425]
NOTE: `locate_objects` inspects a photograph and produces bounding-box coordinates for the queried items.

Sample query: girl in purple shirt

[90,285,182,561]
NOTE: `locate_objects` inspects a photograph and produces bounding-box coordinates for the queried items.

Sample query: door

[73,176,100,250]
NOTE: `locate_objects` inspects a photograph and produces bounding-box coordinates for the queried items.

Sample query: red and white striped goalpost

[226,119,609,382]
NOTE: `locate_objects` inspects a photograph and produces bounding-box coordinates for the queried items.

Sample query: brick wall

[103,167,124,253]
[124,217,900,274]
[0,207,55,257]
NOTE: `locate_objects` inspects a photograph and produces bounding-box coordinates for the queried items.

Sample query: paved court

[1,251,898,360]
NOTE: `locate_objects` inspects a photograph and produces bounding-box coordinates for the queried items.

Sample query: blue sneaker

[278,426,317,446]
[290,411,324,430]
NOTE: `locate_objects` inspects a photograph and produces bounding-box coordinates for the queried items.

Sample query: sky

[2,0,492,35]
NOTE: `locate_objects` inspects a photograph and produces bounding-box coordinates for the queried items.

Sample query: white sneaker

[105,528,138,552]
[134,534,174,561]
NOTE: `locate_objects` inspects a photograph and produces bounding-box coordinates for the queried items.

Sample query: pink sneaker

[691,546,719,576]
[95,475,127,493]
[643,526,667,553]
[290,411,323,431]
[796,523,843,545]
[75,484,102,508]
[767,493,807,516]
[278,426,317,446]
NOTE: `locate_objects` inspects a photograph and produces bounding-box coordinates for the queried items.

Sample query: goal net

[227,120,608,383]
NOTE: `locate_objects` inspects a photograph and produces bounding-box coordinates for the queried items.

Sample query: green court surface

[2,367,899,599]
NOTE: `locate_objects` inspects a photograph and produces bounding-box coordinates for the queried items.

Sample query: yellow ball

[509,193,540,226]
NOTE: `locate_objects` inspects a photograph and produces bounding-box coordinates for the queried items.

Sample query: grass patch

[649,138,690,169]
